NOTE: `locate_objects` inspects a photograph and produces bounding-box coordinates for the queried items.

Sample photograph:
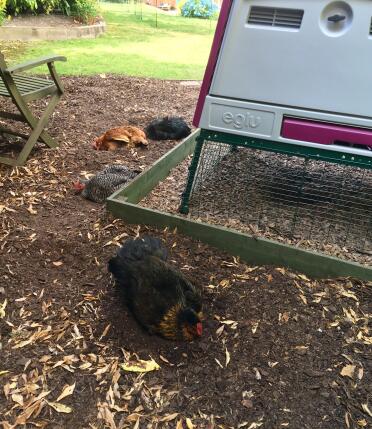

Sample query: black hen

[108,236,203,341]
[145,116,191,140]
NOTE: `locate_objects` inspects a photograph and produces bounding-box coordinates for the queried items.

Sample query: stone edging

[0,21,106,41]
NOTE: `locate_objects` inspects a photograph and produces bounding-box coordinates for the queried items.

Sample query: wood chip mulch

[141,152,371,266]
[0,76,371,429]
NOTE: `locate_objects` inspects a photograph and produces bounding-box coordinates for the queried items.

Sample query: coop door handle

[327,14,346,23]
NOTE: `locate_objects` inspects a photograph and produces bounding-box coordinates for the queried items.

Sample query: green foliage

[58,0,71,15]
[4,0,98,22]
[181,0,218,19]
[6,0,38,15]
[38,0,59,13]
[70,0,99,24]
[0,0,6,24]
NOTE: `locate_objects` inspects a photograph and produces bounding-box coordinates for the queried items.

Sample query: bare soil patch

[0,76,371,429]
[3,14,82,27]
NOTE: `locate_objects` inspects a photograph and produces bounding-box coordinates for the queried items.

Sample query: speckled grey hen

[74,165,140,203]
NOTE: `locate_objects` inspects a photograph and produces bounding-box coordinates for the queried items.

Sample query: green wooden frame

[179,129,372,214]
[107,130,372,281]
[0,53,66,166]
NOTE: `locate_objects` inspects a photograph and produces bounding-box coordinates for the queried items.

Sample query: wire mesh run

[188,140,372,260]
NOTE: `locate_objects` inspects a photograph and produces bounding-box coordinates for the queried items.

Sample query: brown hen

[93,126,148,150]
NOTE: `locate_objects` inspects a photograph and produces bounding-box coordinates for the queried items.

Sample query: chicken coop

[180,0,372,258]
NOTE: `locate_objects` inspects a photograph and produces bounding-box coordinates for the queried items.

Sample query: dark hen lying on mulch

[0,76,370,429]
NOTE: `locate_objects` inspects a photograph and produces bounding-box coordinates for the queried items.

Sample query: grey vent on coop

[247,6,304,29]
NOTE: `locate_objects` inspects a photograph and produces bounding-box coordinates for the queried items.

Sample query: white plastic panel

[199,94,372,157]
[210,0,372,118]
[209,103,275,136]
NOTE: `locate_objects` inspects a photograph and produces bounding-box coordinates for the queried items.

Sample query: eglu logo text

[222,111,262,129]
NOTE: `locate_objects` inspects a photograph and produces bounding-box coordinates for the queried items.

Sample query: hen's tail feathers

[114,236,168,264]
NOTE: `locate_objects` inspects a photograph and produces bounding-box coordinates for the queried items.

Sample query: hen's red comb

[196,322,202,337]
[73,180,85,191]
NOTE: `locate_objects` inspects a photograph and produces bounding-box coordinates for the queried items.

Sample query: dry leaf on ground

[56,382,76,402]
[340,365,356,379]
[47,401,73,413]
[121,358,160,373]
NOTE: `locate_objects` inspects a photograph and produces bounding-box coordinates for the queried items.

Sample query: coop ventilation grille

[247,6,304,29]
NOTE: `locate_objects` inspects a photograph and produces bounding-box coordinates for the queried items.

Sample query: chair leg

[35,95,61,149]
[0,94,62,166]
[14,94,61,165]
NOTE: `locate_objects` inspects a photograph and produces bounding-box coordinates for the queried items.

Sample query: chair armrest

[6,55,67,74]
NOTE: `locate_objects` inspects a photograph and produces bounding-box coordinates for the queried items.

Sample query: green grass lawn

[9,3,217,79]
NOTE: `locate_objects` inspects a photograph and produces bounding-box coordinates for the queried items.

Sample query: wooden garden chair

[0,52,66,166]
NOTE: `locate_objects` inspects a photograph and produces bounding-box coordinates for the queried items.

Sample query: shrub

[4,0,99,23]
[101,0,128,3]
[70,0,99,24]
[181,0,218,19]
[58,0,71,15]
[0,0,6,24]
[38,0,59,13]
[6,0,61,15]
[6,0,38,15]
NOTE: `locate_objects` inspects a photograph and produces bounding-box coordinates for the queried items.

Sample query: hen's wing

[103,165,132,175]
[114,256,184,328]
[134,256,202,313]
[126,126,148,146]
[104,127,131,143]
[124,126,144,137]
[109,175,134,188]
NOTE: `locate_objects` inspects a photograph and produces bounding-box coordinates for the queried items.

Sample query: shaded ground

[0,76,371,429]
[2,14,83,27]
[141,145,371,266]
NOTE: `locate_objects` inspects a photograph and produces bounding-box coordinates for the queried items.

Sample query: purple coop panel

[195,0,372,156]
[281,118,372,148]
